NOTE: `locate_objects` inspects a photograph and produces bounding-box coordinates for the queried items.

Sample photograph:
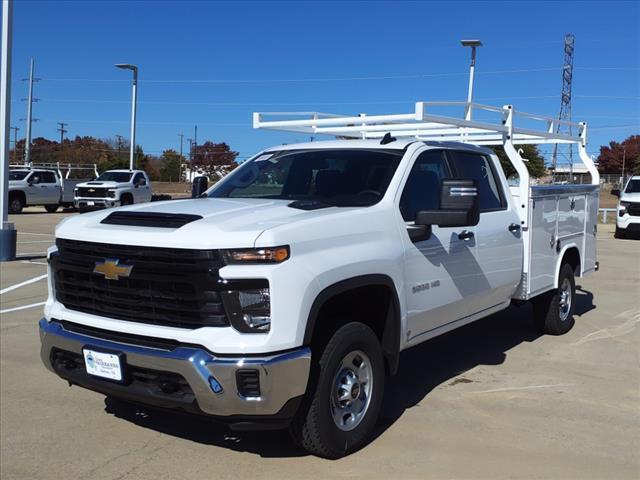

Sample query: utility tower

[22,58,39,164]
[552,34,575,177]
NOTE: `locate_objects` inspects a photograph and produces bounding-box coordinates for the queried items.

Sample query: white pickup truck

[74,169,152,212]
[39,102,600,458]
[8,164,98,213]
[613,175,640,238]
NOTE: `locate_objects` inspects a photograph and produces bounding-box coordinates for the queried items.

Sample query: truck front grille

[77,187,109,198]
[52,239,229,329]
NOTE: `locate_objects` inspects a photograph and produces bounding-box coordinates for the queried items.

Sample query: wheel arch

[303,274,402,376]
[555,244,581,287]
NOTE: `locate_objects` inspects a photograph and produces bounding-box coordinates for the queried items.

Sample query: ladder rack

[9,162,99,179]
[254,101,586,146]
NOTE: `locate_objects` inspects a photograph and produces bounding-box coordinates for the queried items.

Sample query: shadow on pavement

[104,299,595,458]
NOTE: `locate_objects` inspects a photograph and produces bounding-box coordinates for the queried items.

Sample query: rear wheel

[44,204,59,213]
[532,263,576,335]
[9,195,24,214]
[289,322,384,459]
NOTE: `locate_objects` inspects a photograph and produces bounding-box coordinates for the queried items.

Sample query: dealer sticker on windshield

[83,348,123,381]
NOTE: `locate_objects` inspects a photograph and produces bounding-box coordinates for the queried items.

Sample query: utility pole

[57,122,68,145]
[115,134,123,160]
[178,133,184,159]
[194,125,198,149]
[552,34,575,180]
[2,0,17,261]
[621,146,626,185]
[10,126,19,162]
[23,58,39,164]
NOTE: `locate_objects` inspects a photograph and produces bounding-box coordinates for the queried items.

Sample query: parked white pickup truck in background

[613,175,640,238]
[74,169,152,212]
[39,101,600,458]
[8,163,98,214]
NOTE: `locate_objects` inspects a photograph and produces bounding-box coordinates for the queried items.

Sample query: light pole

[461,39,482,121]
[115,63,138,170]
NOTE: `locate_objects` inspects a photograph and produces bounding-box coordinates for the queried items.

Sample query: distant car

[613,176,640,238]
[74,169,152,212]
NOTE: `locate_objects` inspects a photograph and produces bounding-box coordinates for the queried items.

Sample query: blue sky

[8,0,640,163]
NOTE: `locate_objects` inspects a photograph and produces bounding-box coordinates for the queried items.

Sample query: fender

[303,274,402,375]
[554,243,581,287]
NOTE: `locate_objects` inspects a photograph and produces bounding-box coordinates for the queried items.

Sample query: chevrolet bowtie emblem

[93,259,133,280]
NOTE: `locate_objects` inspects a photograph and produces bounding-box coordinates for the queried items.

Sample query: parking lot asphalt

[1,208,639,480]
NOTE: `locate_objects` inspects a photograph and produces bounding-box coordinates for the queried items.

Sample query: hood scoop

[86,182,104,185]
[100,211,203,228]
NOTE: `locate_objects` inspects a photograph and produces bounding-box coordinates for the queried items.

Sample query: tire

[289,322,385,459]
[9,195,24,214]
[532,263,576,335]
[120,195,133,206]
[615,227,626,239]
[44,204,59,213]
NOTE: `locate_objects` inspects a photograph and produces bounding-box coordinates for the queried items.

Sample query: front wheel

[289,322,384,458]
[120,195,133,206]
[44,204,59,213]
[615,226,626,239]
[9,196,24,214]
[532,263,576,335]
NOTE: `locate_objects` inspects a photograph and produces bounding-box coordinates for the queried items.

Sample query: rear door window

[449,151,505,212]
[40,172,57,183]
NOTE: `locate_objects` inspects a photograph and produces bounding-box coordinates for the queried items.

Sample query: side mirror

[611,189,620,198]
[416,178,480,228]
[192,176,209,198]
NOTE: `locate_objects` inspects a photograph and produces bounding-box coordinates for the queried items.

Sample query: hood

[76,181,126,188]
[55,197,357,249]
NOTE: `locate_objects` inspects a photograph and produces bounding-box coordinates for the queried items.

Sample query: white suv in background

[614,176,640,238]
[74,169,152,212]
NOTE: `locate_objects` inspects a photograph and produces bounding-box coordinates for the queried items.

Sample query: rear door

[39,171,61,204]
[448,150,523,308]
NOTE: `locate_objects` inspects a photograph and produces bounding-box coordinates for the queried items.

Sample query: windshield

[624,179,640,193]
[209,149,403,207]
[9,171,30,181]
[96,172,132,182]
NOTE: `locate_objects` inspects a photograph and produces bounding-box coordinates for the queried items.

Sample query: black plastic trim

[100,211,203,228]
[303,274,401,375]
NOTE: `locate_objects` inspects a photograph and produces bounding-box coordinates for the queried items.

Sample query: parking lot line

[0,274,48,295]
[0,301,46,314]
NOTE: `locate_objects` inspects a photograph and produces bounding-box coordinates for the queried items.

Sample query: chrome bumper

[39,319,311,418]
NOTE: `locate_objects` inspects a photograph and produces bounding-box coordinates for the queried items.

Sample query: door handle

[458,230,474,241]
[508,223,521,233]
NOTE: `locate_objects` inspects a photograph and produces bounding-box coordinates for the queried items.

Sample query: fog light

[208,375,223,394]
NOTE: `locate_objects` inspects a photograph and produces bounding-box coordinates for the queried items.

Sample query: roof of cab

[263,138,495,156]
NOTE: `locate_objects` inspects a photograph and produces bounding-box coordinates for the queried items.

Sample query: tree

[159,149,182,182]
[596,135,640,175]
[492,144,547,178]
[192,141,238,172]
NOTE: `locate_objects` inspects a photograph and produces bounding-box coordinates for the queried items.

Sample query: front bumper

[74,197,120,209]
[616,213,640,231]
[39,319,310,428]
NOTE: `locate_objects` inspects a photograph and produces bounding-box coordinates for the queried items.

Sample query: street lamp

[115,63,138,170]
[460,39,482,120]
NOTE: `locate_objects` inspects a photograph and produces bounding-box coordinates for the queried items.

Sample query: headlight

[619,201,630,216]
[222,246,289,264]
[74,188,79,195]
[220,280,271,333]
[107,189,116,198]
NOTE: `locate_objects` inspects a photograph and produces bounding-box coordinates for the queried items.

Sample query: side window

[449,151,505,212]
[41,172,57,183]
[399,150,449,221]
[134,173,146,185]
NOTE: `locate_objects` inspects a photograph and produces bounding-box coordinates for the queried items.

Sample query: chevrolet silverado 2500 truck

[8,163,97,213]
[74,169,152,212]
[39,102,600,458]
[613,175,640,238]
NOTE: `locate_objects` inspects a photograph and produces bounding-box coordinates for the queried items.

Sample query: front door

[399,148,482,343]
